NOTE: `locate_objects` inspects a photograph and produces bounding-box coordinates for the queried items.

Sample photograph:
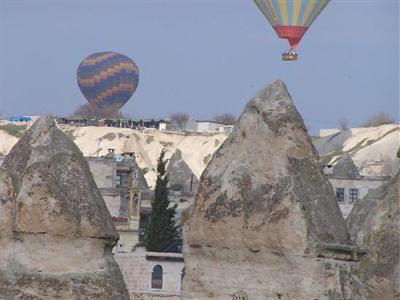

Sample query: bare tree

[71,104,122,119]
[361,112,394,127]
[169,112,190,129]
[213,112,237,125]
[338,118,348,130]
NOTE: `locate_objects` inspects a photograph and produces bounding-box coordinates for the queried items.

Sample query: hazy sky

[0,0,398,132]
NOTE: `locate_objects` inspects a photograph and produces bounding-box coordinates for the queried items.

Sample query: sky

[0,0,398,133]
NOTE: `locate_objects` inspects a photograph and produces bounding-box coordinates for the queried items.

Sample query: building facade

[87,150,186,299]
[327,176,389,218]
[115,248,184,300]
[185,120,233,133]
[87,150,152,253]
[322,154,391,218]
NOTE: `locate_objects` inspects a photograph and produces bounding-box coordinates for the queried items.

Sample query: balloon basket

[282,50,298,61]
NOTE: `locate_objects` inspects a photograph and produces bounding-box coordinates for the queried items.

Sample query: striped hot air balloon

[253,0,330,60]
[77,52,139,111]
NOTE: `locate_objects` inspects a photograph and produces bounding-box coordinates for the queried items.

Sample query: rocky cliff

[0,117,129,299]
[182,80,361,300]
[347,171,400,299]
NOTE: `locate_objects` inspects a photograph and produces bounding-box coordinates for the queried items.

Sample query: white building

[185,120,233,133]
[196,120,225,132]
[323,154,391,218]
[217,124,234,134]
[159,121,168,131]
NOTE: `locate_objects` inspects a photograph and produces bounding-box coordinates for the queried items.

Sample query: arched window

[151,265,163,289]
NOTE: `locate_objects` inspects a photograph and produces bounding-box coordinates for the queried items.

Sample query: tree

[338,118,348,130]
[213,112,237,125]
[144,149,178,252]
[169,112,189,130]
[361,112,394,127]
[71,103,122,119]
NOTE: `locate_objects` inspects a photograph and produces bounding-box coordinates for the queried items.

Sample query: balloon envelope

[77,52,139,111]
[253,0,330,49]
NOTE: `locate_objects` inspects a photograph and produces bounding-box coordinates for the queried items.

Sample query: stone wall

[88,158,116,189]
[115,222,140,253]
[115,248,184,300]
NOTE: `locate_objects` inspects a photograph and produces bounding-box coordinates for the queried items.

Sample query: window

[151,265,163,289]
[349,188,359,203]
[336,188,345,203]
[115,174,121,187]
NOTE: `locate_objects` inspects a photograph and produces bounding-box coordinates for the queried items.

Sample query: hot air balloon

[77,51,139,111]
[253,0,330,61]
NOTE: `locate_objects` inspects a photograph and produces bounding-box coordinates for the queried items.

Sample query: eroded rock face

[167,149,199,193]
[347,172,400,299]
[182,81,358,299]
[0,117,129,299]
[333,153,360,179]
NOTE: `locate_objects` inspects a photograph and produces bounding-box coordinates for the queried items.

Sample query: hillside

[314,124,399,177]
[73,126,227,187]
[0,122,227,188]
[1,122,398,186]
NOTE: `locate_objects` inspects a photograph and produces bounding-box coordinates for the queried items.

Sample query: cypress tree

[144,149,178,252]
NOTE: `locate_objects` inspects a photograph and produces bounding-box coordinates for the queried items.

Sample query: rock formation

[182,80,362,299]
[166,149,199,193]
[347,171,399,299]
[0,117,129,299]
[333,153,361,179]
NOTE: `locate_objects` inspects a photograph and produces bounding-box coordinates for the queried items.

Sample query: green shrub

[0,124,27,138]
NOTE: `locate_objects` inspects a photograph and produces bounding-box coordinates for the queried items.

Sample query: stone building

[115,248,184,300]
[87,150,186,299]
[87,150,152,252]
[322,154,390,218]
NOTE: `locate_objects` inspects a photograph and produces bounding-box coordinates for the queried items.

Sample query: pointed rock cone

[182,80,361,299]
[167,149,199,193]
[0,117,129,299]
[333,153,361,179]
[347,171,400,299]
